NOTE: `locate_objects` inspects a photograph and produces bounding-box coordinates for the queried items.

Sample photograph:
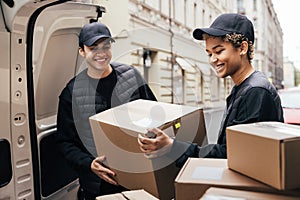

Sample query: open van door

[0,1,105,199]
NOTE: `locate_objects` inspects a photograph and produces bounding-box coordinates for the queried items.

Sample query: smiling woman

[279,87,300,125]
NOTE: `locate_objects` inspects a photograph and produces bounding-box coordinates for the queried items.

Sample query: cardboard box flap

[175,158,269,188]
[122,189,159,200]
[281,139,300,189]
[96,193,124,200]
[201,188,300,200]
[96,189,159,200]
[175,158,228,184]
[89,99,199,133]
[226,122,300,141]
[174,158,282,200]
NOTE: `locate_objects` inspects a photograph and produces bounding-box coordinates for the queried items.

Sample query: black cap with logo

[193,13,254,44]
[79,22,115,46]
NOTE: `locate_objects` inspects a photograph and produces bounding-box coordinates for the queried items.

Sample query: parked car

[278,87,300,125]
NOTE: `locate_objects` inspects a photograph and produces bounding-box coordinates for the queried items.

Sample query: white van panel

[1,0,31,30]
[1,0,58,31]
[0,31,15,199]
[32,3,98,199]
[0,0,102,199]
[33,2,97,123]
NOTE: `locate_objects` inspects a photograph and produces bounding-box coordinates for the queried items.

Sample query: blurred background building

[283,57,296,88]
[92,0,285,108]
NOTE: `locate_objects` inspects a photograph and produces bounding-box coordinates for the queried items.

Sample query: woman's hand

[137,127,174,158]
[91,156,118,185]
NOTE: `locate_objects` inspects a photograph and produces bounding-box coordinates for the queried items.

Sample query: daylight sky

[272,0,300,69]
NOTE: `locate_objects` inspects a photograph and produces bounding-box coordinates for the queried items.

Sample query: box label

[192,167,224,180]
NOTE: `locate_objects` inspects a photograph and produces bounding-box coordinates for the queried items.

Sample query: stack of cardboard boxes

[90,100,300,199]
[175,122,300,199]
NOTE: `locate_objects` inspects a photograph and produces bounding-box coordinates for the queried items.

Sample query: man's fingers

[138,135,147,151]
[101,166,115,176]
[137,134,147,144]
[138,134,156,145]
[147,128,165,139]
[138,132,163,154]
[102,174,118,185]
[95,165,118,185]
[147,127,160,135]
[95,155,106,163]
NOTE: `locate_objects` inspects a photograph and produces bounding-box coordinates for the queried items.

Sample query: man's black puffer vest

[71,62,147,157]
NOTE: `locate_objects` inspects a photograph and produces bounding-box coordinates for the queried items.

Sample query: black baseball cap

[79,22,115,46]
[193,13,254,43]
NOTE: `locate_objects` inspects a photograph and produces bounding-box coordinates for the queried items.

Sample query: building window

[210,73,219,101]
[194,3,197,27]
[237,0,245,14]
[253,0,257,11]
[145,0,159,10]
[160,0,169,16]
[184,0,187,26]
[172,0,176,19]
[173,62,184,105]
[198,75,203,104]
[255,38,258,50]
[202,9,205,26]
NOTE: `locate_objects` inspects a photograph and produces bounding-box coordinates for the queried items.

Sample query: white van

[0,1,104,199]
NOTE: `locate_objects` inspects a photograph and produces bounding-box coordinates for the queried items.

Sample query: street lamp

[143,49,152,82]
[143,49,152,68]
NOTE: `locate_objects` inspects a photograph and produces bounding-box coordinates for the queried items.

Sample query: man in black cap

[138,13,283,166]
[55,22,156,199]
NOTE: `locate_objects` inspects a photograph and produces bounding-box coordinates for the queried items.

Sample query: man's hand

[137,127,174,158]
[91,156,118,185]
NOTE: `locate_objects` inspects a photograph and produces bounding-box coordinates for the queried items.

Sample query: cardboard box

[200,187,300,200]
[174,158,300,200]
[96,189,159,200]
[226,122,300,190]
[89,99,207,200]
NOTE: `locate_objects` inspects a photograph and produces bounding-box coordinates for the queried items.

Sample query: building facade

[94,0,283,107]
[237,0,283,89]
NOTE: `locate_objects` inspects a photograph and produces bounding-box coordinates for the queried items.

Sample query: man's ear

[240,41,248,56]
[79,47,86,57]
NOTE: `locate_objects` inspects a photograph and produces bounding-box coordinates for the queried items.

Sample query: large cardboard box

[226,122,300,190]
[96,189,159,200]
[200,187,300,200]
[89,99,207,200]
[174,158,300,200]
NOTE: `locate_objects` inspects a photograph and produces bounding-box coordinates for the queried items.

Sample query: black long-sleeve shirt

[167,71,284,167]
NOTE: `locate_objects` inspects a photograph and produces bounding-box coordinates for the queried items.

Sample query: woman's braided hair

[203,33,254,62]
[224,33,254,62]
